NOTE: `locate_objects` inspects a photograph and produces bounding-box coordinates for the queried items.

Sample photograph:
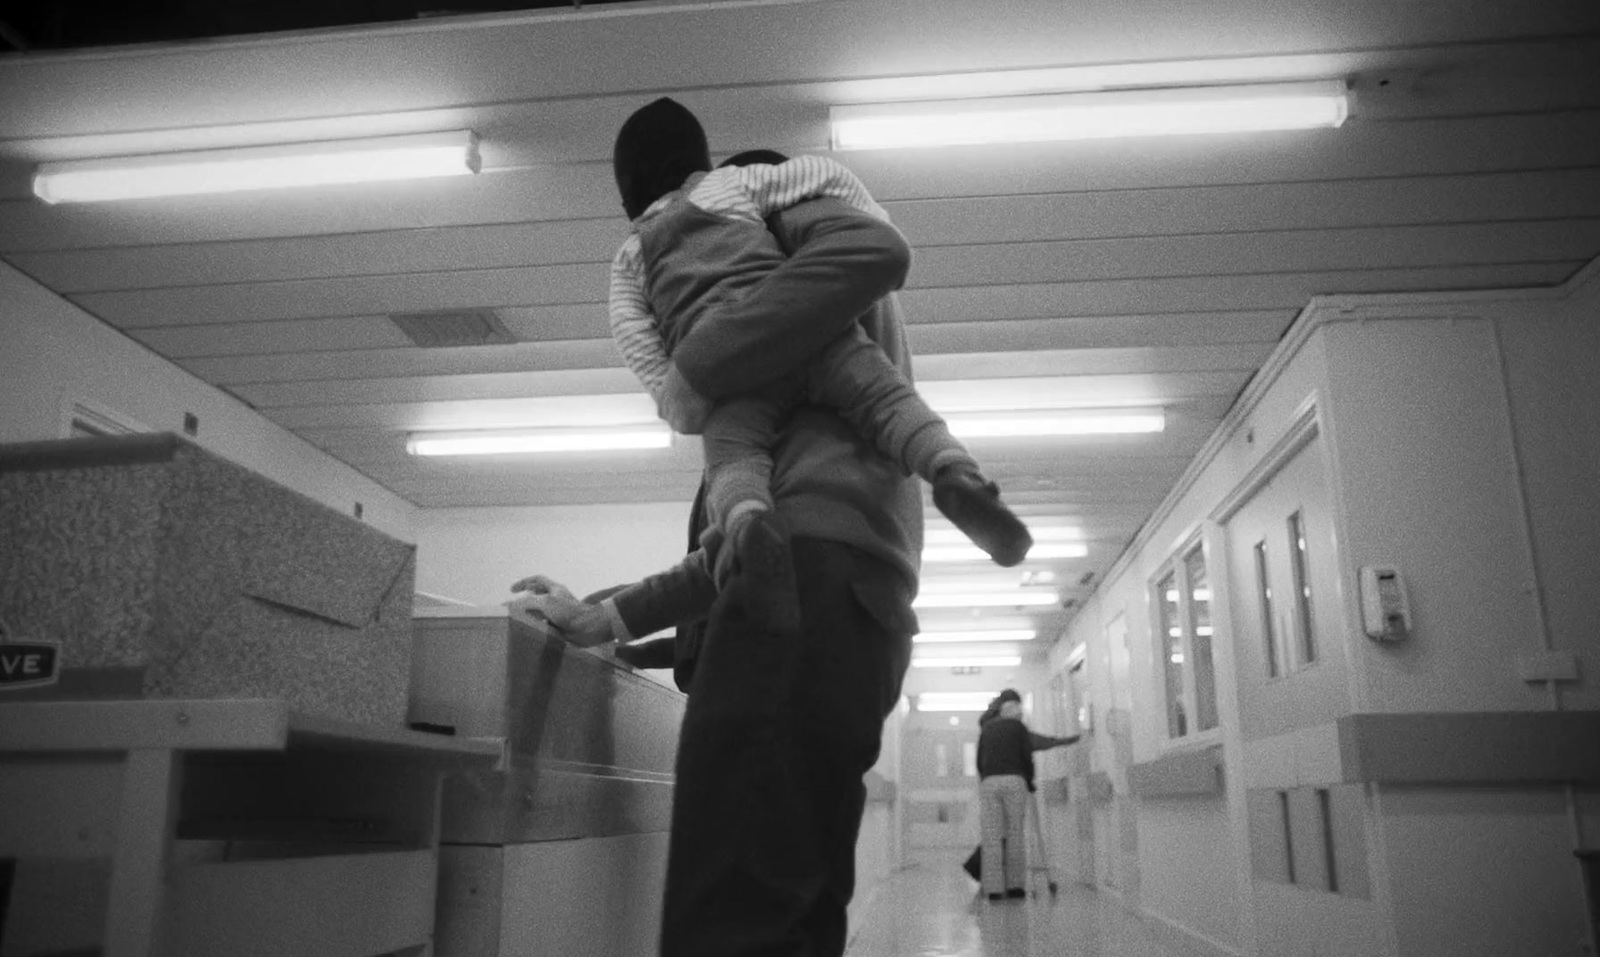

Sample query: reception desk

[410,607,687,957]
[0,697,499,957]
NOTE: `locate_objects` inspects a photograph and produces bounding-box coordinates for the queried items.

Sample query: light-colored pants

[979,774,1029,895]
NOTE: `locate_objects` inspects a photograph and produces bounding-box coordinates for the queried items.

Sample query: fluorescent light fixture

[923,541,1088,563]
[946,410,1166,439]
[33,130,480,204]
[920,577,1052,593]
[914,629,1037,643]
[912,655,1023,669]
[917,692,1003,712]
[913,590,1059,609]
[924,526,1081,545]
[407,424,671,456]
[831,81,1348,150]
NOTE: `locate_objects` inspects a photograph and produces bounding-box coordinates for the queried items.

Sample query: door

[1095,613,1139,902]
[1223,434,1349,743]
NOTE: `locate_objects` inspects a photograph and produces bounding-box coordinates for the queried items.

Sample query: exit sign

[0,617,61,691]
[950,666,984,675]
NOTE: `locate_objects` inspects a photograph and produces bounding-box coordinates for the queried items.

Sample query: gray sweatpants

[979,773,1030,894]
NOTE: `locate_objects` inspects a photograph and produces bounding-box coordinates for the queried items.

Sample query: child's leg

[701,397,801,606]
[701,396,784,535]
[805,327,1033,566]
[805,325,974,479]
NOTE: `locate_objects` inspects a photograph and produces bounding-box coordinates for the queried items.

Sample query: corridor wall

[1031,260,1600,957]
[0,261,414,540]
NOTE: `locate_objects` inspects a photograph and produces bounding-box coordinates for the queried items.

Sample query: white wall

[411,501,696,608]
[1379,786,1588,957]
[1033,267,1600,957]
[0,261,415,541]
[1139,799,1242,950]
[1496,288,1600,711]
[1322,318,1547,714]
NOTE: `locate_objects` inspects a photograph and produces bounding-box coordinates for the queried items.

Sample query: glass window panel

[1318,788,1339,893]
[1280,790,1297,884]
[1068,661,1090,735]
[1255,540,1279,677]
[1157,570,1186,737]
[1289,511,1317,664]
[963,741,978,777]
[1184,545,1218,731]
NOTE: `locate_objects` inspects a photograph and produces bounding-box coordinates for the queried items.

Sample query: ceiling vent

[390,309,516,348]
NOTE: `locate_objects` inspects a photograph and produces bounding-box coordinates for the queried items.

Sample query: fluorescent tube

[914,630,1037,643]
[923,541,1088,563]
[34,131,480,204]
[407,425,671,456]
[831,81,1348,151]
[946,410,1165,439]
[925,526,1082,545]
[917,692,1004,712]
[911,656,1023,669]
[913,591,1059,609]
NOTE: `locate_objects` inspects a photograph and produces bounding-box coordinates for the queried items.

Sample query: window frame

[1149,532,1222,743]
[1066,657,1091,736]
[1255,504,1323,679]
[1254,537,1284,678]
[1286,508,1319,667]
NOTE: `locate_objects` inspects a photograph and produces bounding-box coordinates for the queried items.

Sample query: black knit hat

[995,689,1022,704]
[612,97,712,220]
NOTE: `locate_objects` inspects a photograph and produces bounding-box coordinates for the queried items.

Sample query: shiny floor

[845,851,1208,957]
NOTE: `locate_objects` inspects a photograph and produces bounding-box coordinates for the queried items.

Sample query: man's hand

[658,365,713,435]
[509,575,614,647]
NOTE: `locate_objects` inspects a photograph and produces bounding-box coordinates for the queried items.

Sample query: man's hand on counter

[509,575,615,647]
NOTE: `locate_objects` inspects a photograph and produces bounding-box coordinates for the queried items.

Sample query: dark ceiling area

[0,1,613,51]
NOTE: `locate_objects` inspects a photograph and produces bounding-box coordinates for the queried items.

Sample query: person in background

[975,688,1080,901]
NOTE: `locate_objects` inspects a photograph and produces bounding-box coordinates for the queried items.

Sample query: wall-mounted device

[1360,566,1411,641]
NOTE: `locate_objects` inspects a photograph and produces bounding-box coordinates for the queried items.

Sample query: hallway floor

[845,852,1212,957]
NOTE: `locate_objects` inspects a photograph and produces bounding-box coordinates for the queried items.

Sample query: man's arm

[1028,730,1083,751]
[609,547,718,638]
[511,545,718,647]
[670,196,912,400]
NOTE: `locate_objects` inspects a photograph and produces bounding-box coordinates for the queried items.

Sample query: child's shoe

[932,467,1033,567]
[723,510,801,636]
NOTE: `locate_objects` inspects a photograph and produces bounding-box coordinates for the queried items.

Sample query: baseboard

[1142,908,1242,957]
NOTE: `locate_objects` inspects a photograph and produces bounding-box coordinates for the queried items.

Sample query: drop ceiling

[2,0,1598,648]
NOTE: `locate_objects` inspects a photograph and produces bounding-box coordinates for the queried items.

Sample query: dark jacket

[610,196,923,623]
[976,713,1081,791]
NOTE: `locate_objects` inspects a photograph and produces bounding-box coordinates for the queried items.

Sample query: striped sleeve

[735,155,889,222]
[608,236,672,400]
